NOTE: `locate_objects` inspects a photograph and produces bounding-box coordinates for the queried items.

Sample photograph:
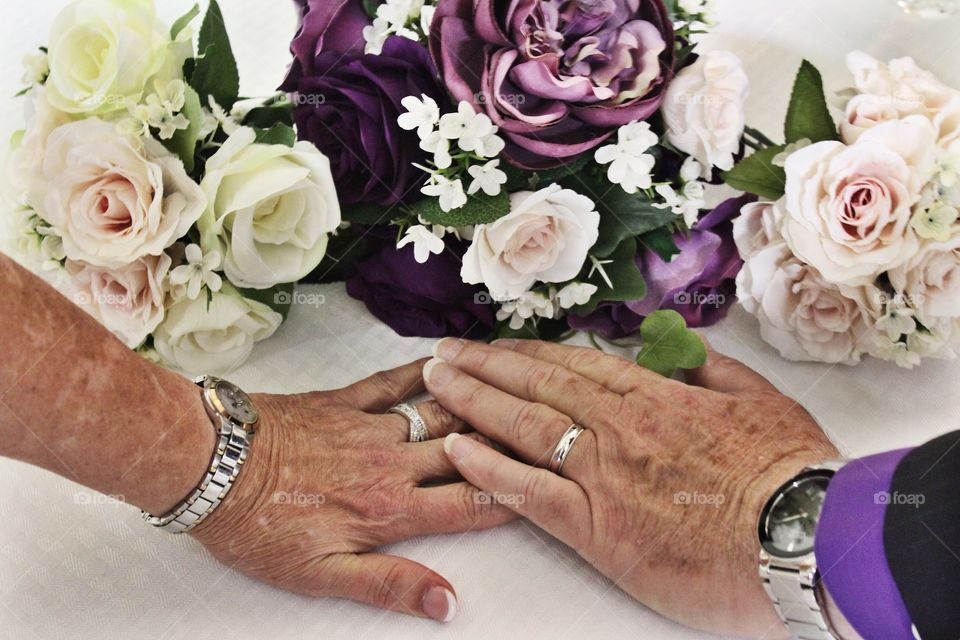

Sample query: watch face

[760,472,832,557]
[212,380,258,424]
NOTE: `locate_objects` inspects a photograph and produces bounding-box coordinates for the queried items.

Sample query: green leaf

[240,283,294,320]
[164,84,203,173]
[591,188,678,258]
[635,310,707,377]
[253,123,296,147]
[340,202,391,226]
[411,190,510,227]
[362,0,381,19]
[722,145,787,200]
[170,3,200,39]
[639,227,680,263]
[189,0,240,109]
[242,98,294,129]
[785,60,839,144]
[572,237,647,316]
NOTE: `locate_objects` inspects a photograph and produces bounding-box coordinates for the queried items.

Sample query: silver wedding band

[549,424,586,476]
[389,403,430,443]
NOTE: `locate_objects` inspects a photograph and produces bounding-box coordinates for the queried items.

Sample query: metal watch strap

[141,381,254,534]
[760,561,836,640]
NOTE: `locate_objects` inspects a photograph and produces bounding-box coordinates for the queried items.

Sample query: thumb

[325,553,458,622]
[684,341,777,394]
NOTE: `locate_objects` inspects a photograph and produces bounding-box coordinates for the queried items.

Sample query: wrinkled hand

[424,339,838,638]
[190,359,513,622]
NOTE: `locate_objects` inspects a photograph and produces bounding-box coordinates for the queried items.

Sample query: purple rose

[569,195,752,336]
[283,0,369,88]
[282,36,447,206]
[429,0,674,170]
[346,236,495,339]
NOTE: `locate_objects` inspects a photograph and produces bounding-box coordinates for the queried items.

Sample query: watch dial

[763,476,830,556]
[214,381,258,424]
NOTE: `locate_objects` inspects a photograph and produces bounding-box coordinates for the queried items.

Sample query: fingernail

[433,338,465,361]
[423,358,454,387]
[443,432,476,462]
[422,585,457,622]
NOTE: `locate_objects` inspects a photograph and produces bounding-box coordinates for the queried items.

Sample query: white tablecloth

[1,2,959,639]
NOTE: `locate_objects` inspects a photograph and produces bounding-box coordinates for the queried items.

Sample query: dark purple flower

[429,0,674,170]
[346,236,495,339]
[283,0,370,89]
[282,36,446,206]
[569,195,753,336]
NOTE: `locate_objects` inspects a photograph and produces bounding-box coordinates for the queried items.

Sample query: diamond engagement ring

[389,403,430,443]
[549,425,586,476]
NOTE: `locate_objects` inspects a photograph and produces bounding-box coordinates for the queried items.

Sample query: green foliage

[573,238,647,316]
[253,123,296,147]
[170,4,200,39]
[340,202,391,226]
[722,145,787,200]
[411,190,511,226]
[188,0,240,110]
[639,227,680,263]
[635,310,707,377]
[591,188,678,258]
[785,60,839,144]
[241,283,295,320]
[243,98,295,129]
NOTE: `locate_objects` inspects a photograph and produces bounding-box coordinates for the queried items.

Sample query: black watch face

[760,472,832,557]
[213,380,258,424]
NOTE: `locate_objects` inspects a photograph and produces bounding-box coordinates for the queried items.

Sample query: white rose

[45,0,183,115]
[781,116,936,285]
[840,94,900,143]
[153,286,282,375]
[934,96,960,146]
[30,118,206,268]
[198,128,341,289]
[846,51,956,118]
[7,88,72,199]
[663,51,750,172]
[889,233,960,321]
[737,242,876,364]
[732,199,784,259]
[461,184,600,300]
[66,253,171,348]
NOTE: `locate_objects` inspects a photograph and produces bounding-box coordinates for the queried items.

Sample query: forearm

[0,253,213,514]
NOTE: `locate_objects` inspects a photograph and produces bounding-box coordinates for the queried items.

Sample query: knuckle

[510,402,549,442]
[369,563,408,608]
[517,467,548,502]
[524,363,561,398]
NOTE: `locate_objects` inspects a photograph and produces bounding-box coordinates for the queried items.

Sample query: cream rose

[198,128,341,289]
[45,0,183,115]
[732,199,785,259]
[846,50,956,118]
[840,94,900,143]
[662,51,750,173]
[153,286,282,375]
[781,116,936,285]
[461,184,600,300]
[30,118,206,268]
[66,253,171,348]
[8,88,72,198]
[737,242,876,364]
[889,233,960,322]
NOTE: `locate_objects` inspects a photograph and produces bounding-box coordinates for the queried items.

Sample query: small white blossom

[876,304,917,340]
[679,0,713,15]
[467,159,507,196]
[362,18,392,55]
[117,79,191,140]
[422,174,467,211]
[496,291,555,330]
[557,282,598,309]
[397,225,445,263]
[363,0,426,53]
[680,156,704,182]
[420,4,437,32]
[439,101,499,154]
[594,121,659,194]
[21,51,49,86]
[912,202,958,241]
[870,335,922,369]
[398,94,441,139]
[419,130,452,169]
[936,146,960,189]
[654,182,705,227]
[169,244,223,300]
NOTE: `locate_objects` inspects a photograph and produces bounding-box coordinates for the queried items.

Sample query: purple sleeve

[814,450,915,639]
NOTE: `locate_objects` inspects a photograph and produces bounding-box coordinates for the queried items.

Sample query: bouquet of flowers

[4,0,341,374]
[724,52,960,368]
[284,0,752,375]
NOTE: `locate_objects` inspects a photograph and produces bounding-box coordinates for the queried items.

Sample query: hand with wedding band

[190,359,513,622]
[424,338,839,638]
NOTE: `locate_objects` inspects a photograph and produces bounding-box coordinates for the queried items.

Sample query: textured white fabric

[1,1,959,639]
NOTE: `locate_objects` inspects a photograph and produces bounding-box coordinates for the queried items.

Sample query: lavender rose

[282,36,446,206]
[346,235,495,339]
[284,0,369,87]
[569,195,750,336]
[429,0,674,170]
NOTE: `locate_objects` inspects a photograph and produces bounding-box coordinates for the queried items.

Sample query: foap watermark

[475,91,526,107]
[674,491,725,507]
[674,291,726,308]
[873,291,926,307]
[290,91,327,106]
[74,491,125,507]
[275,290,326,308]
[874,491,925,508]
[474,491,526,506]
[273,490,327,508]
[74,291,127,307]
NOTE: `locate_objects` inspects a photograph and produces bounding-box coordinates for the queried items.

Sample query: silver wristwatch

[758,460,846,640]
[142,376,259,534]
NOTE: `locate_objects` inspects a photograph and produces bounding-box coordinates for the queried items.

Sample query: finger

[424,359,598,478]
[404,433,495,484]
[494,339,658,395]
[442,433,591,548]
[684,345,778,394]
[432,339,618,423]
[383,400,469,443]
[321,553,459,622]
[333,359,429,411]
[411,481,518,533]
